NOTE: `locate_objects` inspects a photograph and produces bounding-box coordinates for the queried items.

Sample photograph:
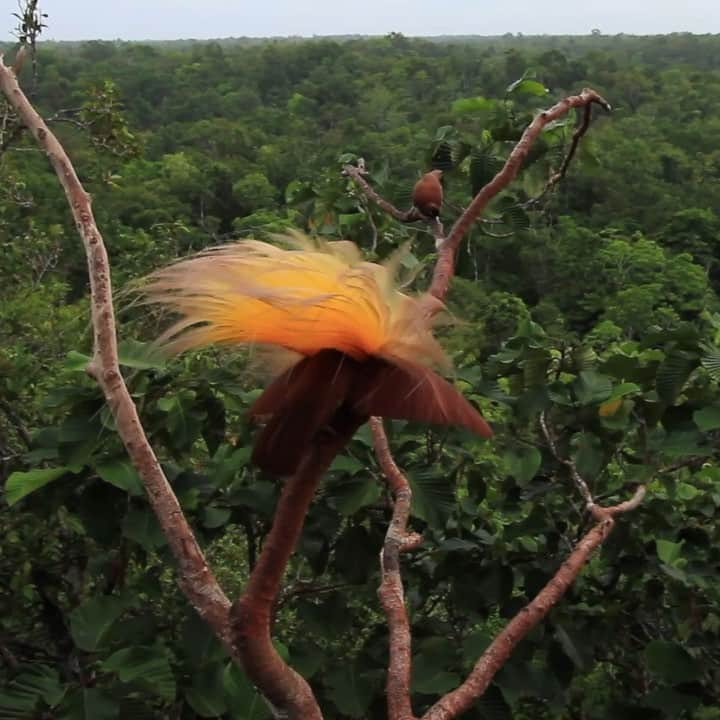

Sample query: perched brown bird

[141,234,492,476]
[412,169,444,219]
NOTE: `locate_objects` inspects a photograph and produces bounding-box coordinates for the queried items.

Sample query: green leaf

[700,343,720,379]
[470,149,504,195]
[5,466,71,506]
[117,339,165,370]
[609,382,642,399]
[572,433,604,480]
[69,595,128,651]
[656,539,684,566]
[223,663,271,719]
[693,405,720,431]
[496,195,531,231]
[462,628,493,660]
[504,447,541,485]
[574,370,613,405]
[475,685,512,720]
[643,687,701,715]
[328,454,365,474]
[185,667,227,718]
[410,467,457,528]
[506,77,548,96]
[201,505,232,529]
[102,646,176,701]
[656,350,698,403]
[412,637,461,694]
[96,460,143,496]
[58,688,119,720]
[644,640,701,683]
[325,665,377,719]
[451,95,497,116]
[122,507,167,550]
[660,430,709,459]
[63,350,92,372]
[326,475,381,516]
[0,665,66,716]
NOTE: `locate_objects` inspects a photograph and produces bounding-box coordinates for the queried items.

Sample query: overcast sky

[3,0,720,40]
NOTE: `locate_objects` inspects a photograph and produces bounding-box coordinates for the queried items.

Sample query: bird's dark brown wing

[250,350,360,475]
[349,355,493,438]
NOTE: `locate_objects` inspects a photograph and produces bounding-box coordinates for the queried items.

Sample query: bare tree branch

[428,89,610,303]
[0,54,233,646]
[230,414,361,719]
[356,89,622,720]
[421,517,615,720]
[372,417,422,720]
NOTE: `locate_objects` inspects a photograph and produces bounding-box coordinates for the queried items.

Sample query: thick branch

[428,89,610,303]
[229,458,325,718]
[372,418,422,720]
[229,413,360,719]
[422,517,614,720]
[0,56,232,644]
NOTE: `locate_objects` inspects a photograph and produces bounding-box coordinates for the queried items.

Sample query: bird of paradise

[140,233,492,475]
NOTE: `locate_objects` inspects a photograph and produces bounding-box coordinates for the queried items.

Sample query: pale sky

[3,0,719,40]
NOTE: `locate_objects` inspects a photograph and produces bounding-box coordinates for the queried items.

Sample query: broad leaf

[410,467,456,528]
[5,466,71,506]
[70,596,128,651]
[102,646,176,701]
[693,405,720,431]
[504,446,541,485]
[645,640,701,683]
[96,460,143,496]
[656,350,698,403]
[325,664,378,719]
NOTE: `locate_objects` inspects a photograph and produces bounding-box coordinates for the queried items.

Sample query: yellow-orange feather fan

[141,233,492,475]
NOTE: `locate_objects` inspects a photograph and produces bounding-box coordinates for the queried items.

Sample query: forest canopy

[1,29,720,720]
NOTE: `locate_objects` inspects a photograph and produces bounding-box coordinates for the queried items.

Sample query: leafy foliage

[2,31,720,720]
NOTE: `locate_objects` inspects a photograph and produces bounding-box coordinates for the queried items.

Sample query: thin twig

[540,410,595,508]
[0,398,32,448]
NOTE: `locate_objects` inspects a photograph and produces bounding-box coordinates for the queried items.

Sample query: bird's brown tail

[250,350,492,476]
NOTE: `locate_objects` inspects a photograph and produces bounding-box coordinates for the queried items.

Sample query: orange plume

[412,169,444,218]
[141,233,492,474]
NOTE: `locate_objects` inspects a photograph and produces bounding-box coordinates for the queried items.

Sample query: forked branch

[429,89,609,302]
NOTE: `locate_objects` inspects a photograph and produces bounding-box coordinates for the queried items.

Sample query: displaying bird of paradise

[140,233,492,475]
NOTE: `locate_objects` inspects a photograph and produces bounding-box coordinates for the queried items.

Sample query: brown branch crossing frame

[0,55,637,720]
